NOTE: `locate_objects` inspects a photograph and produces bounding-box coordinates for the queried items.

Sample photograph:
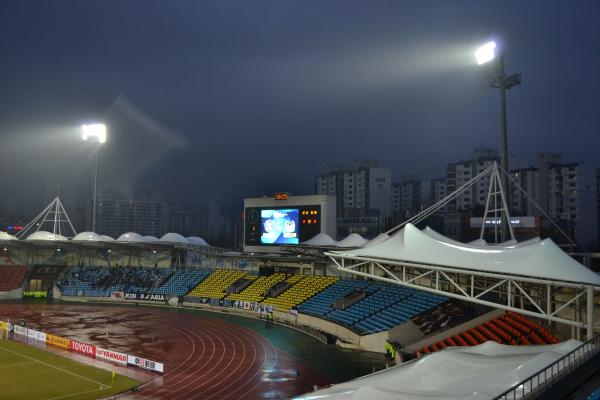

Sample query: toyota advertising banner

[70,340,97,357]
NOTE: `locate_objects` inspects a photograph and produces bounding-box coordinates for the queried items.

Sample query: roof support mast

[16,197,77,239]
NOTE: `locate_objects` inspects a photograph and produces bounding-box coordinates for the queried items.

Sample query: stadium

[1,186,600,400]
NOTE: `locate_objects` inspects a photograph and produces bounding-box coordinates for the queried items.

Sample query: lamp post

[476,41,521,241]
[81,123,107,233]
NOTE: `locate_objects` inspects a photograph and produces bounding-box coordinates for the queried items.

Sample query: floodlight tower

[81,123,107,233]
[476,41,521,241]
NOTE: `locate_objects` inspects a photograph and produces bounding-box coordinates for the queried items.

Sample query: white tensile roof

[160,232,189,243]
[187,236,209,246]
[364,233,390,248]
[335,233,369,248]
[117,232,146,242]
[143,235,160,242]
[334,224,600,285]
[26,231,68,241]
[0,231,17,240]
[296,340,581,400]
[303,233,337,246]
[72,232,102,241]
[467,236,541,248]
[423,227,539,249]
[99,235,114,241]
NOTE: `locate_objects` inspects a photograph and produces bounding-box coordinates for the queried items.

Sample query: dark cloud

[0,0,598,215]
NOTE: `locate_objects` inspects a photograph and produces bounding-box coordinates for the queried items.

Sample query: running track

[0,303,333,399]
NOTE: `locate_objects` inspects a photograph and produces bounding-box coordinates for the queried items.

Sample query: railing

[494,335,600,399]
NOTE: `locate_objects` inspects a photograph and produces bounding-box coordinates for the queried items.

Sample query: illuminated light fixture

[81,123,107,144]
[475,41,496,65]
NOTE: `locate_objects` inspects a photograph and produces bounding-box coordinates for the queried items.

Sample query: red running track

[0,303,333,399]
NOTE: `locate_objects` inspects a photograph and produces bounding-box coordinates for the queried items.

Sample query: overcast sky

[0,0,598,215]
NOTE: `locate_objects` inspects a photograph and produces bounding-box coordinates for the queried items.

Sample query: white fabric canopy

[187,236,209,246]
[295,340,582,400]
[117,232,146,242]
[467,236,541,248]
[72,232,102,241]
[303,233,336,246]
[143,235,160,242]
[335,224,600,285]
[160,232,189,243]
[336,233,369,248]
[364,233,390,248]
[0,231,17,240]
[26,231,68,241]
[424,227,540,249]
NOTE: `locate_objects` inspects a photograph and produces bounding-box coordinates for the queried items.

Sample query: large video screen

[260,209,300,245]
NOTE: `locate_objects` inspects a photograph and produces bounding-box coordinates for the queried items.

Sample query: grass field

[0,338,141,400]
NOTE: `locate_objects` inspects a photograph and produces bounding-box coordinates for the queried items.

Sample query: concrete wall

[0,288,23,300]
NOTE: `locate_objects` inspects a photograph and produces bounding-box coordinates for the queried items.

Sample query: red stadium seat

[476,325,503,344]
[0,266,28,291]
[460,332,479,346]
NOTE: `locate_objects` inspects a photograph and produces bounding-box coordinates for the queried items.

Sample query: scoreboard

[243,194,336,252]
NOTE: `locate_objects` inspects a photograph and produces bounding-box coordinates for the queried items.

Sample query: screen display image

[260,209,300,244]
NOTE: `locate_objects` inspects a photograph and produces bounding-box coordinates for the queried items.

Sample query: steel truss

[327,254,599,340]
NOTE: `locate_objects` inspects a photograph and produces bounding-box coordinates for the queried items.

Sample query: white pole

[92,148,99,233]
[587,285,594,340]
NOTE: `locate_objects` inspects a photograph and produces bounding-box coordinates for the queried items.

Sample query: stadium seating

[0,266,28,291]
[57,266,449,335]
[148,268,212,296]
[187,269,248,299]
[326,284,447,334]
[60,266,111,297]
[227,272,287,303]
[59,266,174,297]
[298,279,369,316]
[263,275,338,312]
[417,311,560,355]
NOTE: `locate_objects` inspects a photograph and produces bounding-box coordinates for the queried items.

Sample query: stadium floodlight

[475,41,496,65]
[81,123,107,232]
[475,40,521,242]
[81,123,107,144]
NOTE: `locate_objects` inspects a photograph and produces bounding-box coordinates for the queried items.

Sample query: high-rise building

[445,148,499,212]
[510,167,540,216]
[597,167,600,250]
[430,178,447,206]
[391,175,430,223]
[170,201,225,243]
[315,159,391,237]
[93,197,170,238]
[548,162,598,250]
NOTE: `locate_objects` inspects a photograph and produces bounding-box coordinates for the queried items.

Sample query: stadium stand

[326,284,447,333]
[147,268,211,296]
[59,266,173,297]
[263,275,338,312]
[418,311,560,355]
[227,272,287,303]
[187,269,247,299]
[298,279,369,316]
[58,266,450,335]
[0,266,28,291]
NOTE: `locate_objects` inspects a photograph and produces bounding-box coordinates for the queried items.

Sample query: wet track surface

[0,303,335,399]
